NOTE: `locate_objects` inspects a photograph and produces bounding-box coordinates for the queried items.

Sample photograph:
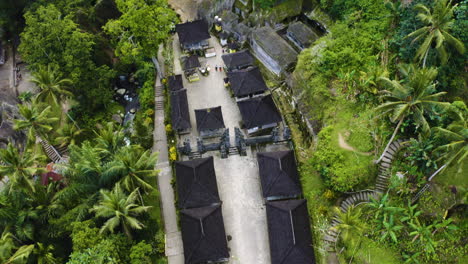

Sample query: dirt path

[168,0,200,21]
[338,132,373,156]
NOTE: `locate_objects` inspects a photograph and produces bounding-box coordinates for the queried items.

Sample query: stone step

[389,144,398,153]
[323,235,337,243]
[228,147,239,155]
[40,140,62,162]
[380,162,391,168]
[381,156,392,164]
[189,152,202,159]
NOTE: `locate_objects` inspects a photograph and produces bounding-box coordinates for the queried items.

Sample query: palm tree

[407,0,465,67]
[13,103,59,140]
[31,65,73,106]
[375,65,450,163]
[51,142,106,222]
[101,145,158,195]
[0,143,45,194]
[430,117,467,179]
[331,206,367,247]
[94,122,126,157]
[54,123,84,148]
[91,184,151,240]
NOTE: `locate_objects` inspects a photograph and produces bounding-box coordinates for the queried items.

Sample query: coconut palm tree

[94,122,126,158]
[331,205,367,247]
[407,0,465,67]
[31,65,73,106]
[430,117,467,179]
[0,143,45,194]
[13,103,59,140]
[101,145,158,195]
[91,184,151,240]
[54,123,84,148]
[375,65,450,163]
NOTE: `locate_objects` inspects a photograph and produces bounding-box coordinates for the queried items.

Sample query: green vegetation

[291,0,467,263]
[0,0,176,263]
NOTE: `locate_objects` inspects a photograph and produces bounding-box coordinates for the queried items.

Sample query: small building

[219,10,239,33]
[230,22,251,44]
[219,32,230,46]
[237,95,282,134]
[175,19,211,52]
[182,55,201,73]
[227,42,241,53]
[195,106,226,138]
[227,66,268,99]
[266,199,316,264]
[180,204,230,264]
[181,55,201,82]
[257,150,302,200]
[222,50,254,71]
[175,157,220,209]
[286,21,319,50]
[250,26,298,76]
[168,74,184,92]
[170,89,191,134]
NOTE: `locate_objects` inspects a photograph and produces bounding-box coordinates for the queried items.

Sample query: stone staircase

[155,85,165,97]
[228,146,239,156]
[375,139,406,193]
[189,151,202,160]
[323,139,407,253]
[155,85,165,111]
[39,138,65,163]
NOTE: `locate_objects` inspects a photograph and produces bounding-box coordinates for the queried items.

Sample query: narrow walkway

[153,44,184,264]
[323,139,407,256]
[338,132,373,156]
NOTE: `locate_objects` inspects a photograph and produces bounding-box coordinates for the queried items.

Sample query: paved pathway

[153,45,184,264]
[173,34,272,264]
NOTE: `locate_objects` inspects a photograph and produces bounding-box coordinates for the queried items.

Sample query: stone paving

[153,45,184,264]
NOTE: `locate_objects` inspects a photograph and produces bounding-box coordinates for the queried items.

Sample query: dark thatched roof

[222,50,254,70]
[195,106,225,133]
[266,199,316,264]
[175,20,210,45]
[175,157,220,209]
[168,74,183,92]
[227,67,268,97]
[237,95,282,129]
[170,89,191,131]
[182,55,201,71]
[257,150,302,200]
[181,204,230,264]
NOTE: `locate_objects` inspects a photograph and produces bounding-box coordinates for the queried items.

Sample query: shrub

[310,126,372,192]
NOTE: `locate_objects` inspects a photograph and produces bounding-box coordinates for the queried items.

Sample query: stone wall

[197,0,236,26]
